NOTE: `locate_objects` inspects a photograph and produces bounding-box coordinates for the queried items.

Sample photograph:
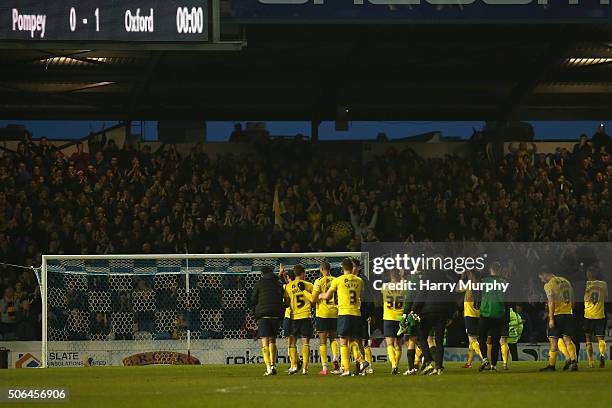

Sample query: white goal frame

[40,252,369,368]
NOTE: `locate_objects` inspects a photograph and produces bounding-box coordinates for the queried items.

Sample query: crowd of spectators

[0,125,610,342]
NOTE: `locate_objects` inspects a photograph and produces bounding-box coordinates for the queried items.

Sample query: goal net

[40,252,368,368]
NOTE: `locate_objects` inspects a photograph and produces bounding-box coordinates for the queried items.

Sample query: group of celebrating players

[251,258,371,376]
[250,258,608,376]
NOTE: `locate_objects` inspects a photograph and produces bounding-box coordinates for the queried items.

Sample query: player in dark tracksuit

[251,266,285,376]
[410,268,458,375]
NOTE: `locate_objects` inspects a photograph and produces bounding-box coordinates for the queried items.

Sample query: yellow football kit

[584,280,608,320]
[544,276,574,315]
[329,274,362,316]
[284,279,314,320]
[382,289,405,321]
[313,275,338,318]
[463,289,480,318]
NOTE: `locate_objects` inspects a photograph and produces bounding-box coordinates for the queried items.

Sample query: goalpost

[40,252,369,368]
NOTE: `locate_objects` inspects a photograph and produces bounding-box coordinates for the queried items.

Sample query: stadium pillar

[311,120,320,142]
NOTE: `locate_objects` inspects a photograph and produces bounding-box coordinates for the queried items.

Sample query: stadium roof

[2,24,612,121]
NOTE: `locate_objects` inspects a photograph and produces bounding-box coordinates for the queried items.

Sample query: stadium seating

[0,128,610,342]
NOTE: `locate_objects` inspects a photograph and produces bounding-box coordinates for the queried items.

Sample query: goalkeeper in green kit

[475,261,509,372]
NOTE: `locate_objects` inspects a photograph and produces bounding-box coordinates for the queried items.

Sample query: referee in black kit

[251,266,285,376]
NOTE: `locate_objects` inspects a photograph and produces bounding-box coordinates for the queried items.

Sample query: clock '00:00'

[176,6,205,34]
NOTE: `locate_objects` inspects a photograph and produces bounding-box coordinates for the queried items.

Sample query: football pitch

[2,362,611,408]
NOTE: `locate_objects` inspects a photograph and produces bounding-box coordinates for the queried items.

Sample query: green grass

[1,362,612,408]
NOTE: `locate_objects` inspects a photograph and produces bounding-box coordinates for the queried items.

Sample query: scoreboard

[0,0,210,43]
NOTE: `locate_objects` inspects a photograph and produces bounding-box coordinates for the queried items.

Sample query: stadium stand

[0,126,610,342]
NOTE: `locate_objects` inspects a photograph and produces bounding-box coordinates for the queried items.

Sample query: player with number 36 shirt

[382,269,405,375]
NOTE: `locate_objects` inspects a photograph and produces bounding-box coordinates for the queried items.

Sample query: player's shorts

[464,316,479,336]
[403,323,419,339]
[337,315,362,338]
[361,319,370,340]
[402,317,420,339]
[316,317,337,333]
[283,317,292,337]
[257,318,280,338]
[291,318,313,338]
[384,320,400,337]
[548,314,576,338]
[583,318,607,337]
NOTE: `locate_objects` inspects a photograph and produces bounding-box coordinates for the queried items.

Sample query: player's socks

[407,349,416,371]
[415,347,423,367]
[567,341,577,361]
[430,345,437,361]
[501,343,509,366]
[471,340,484,360]
[350,341,357,361]
[467,343,475,365]
[289,346,298,369]
[548,349,558,367]
[557,338,569,360]
[568,341,578,371]
[331,339,339,361]
[302,344,310,370]
[269,343,277,366]
[486,342,492,361]
[340,345,350,373]
[586,342,594,367]
[262,345,271,369]
[387,345,396,367]
[358,343,366,363]
[320,344,328,369]
[365,346,373,367]
[598,339,606,357]
[393,345,401,366]
[351,342,361,361]
[559,339,572,370]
